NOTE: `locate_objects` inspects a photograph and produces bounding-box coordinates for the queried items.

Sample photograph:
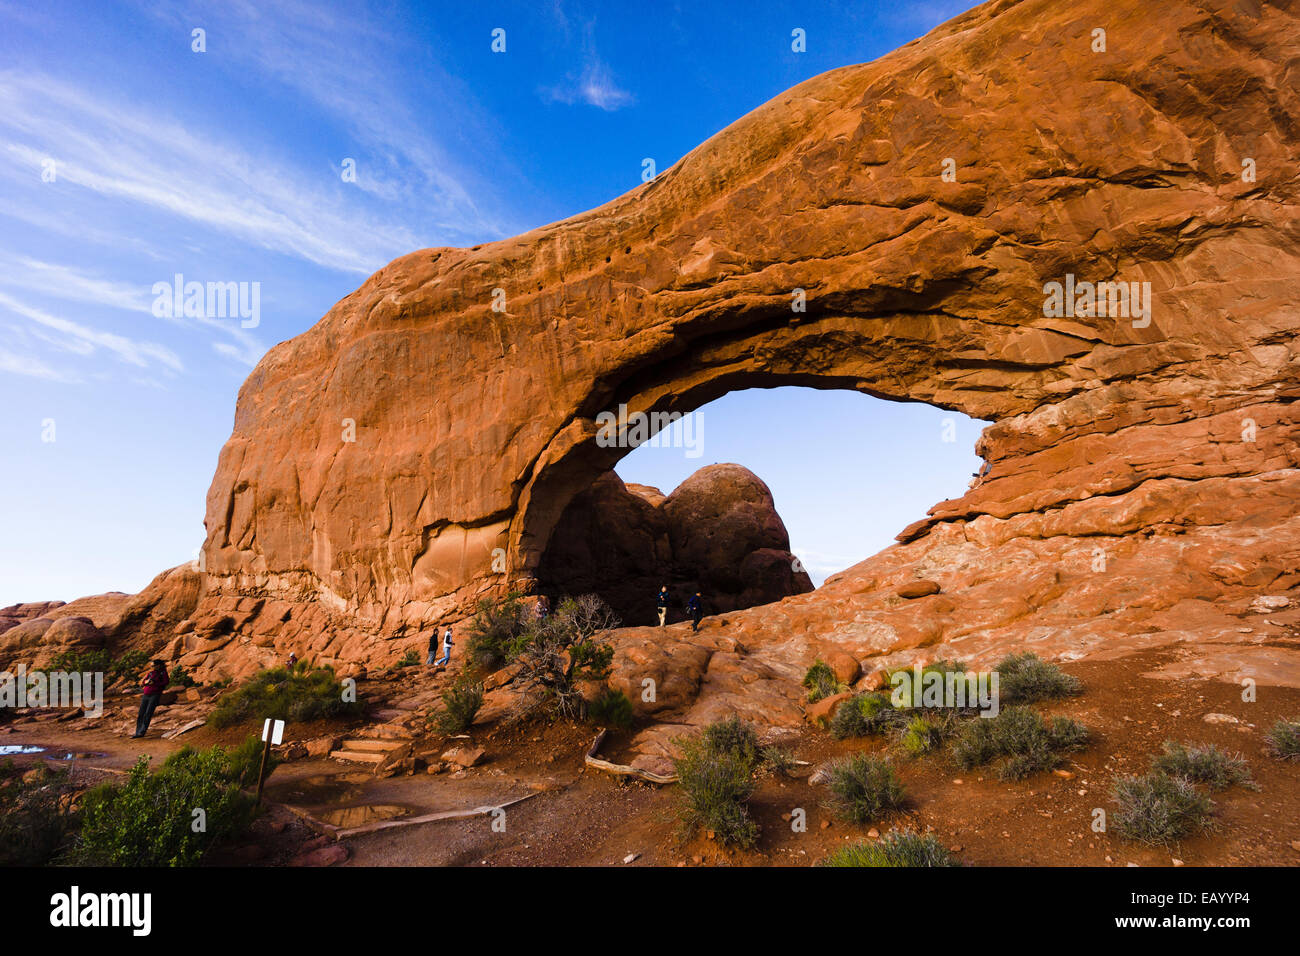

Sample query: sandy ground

[3,649,1298,867]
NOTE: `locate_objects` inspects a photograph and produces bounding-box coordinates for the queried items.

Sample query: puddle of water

[313,803,414,828]
[0,744,45,756]
[0,745,104,760]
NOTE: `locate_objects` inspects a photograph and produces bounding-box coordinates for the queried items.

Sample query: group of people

[658,586,705,631]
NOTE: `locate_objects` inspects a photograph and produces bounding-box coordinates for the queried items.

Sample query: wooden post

[255,718,284,808]
[255,734,272,808]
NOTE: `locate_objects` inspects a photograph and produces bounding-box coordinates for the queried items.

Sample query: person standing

[688,592,703,632]
[656,586,670,626]
[434,626,454,667]
[132,659,169,739]
[425,629,439,666]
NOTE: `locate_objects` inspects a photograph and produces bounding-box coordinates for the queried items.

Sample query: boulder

[897,581,942,600]
[440,746,486,769]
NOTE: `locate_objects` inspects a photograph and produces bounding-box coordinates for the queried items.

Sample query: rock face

[21,0,1300,697]
[538,464,813,625]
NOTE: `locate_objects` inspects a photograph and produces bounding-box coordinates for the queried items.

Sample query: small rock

[1249,595,1289,613]
[291,844,350,867]
[867,828,879,838]
[1172,858,1184,867]
[1203,713,1239,725]
[1053,769,1075,779]
[622,853,640,864]
[440,746,486,769]
[897,580,941,599]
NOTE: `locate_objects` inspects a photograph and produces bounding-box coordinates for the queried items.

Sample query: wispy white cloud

[0,73,440,275]
[543,58,635,111]
[0,290,183,373]
[0,343,81,383]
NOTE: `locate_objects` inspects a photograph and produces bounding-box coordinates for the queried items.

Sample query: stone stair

[329,733,411,765]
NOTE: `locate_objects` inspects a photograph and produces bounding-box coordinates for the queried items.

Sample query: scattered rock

[441,746,485,769]
[897,580,941,599]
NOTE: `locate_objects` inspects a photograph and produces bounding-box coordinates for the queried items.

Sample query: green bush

[949,706,1088,780]
[886,660,971,709]
[830,692,903,739]
[169,663,196,688]
[435,675,484,734]
[802,660,844,703]
[994,652,1081,704]
[672,718,762,848]
[465,592,535,672]
[49,648,110,675]
[588,688,634,730]
[820,829,958,867]
[49,648,167,684]
[825,753,906,824]
[397,648,422,668]
[1265,718,1300,760]
[1151,741,1254,791]
[110,649,151,682]
[208,665,361,729]
[0,761,80,866]
[513,595,619,720]
[759,745,796,778]
[71,737,271,866]
[899,713,951,757]
[1110,771,1215,847]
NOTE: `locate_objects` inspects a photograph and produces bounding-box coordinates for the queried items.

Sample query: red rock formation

[19,0,1299,708]
[538,464,813,625]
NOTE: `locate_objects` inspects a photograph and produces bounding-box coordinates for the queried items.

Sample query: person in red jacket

[131,660,169,738]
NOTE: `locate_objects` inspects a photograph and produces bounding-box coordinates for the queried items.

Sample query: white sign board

[261,718,285,745]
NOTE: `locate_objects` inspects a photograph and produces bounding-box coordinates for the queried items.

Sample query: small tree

[514,594,619,719]
[465,591,534,671]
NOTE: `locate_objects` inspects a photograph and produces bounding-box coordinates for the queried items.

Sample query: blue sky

[0,0,979,605]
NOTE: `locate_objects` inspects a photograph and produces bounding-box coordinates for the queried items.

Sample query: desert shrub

[435,675,484,734]
[587,688,634,730]
[71,737,270,866]
[886,660,971,709]
[1151,741,1254,791]
[759,745,796,778]
[49,648,111,675]
[514,594,619,720]
[830,692,903,739]
[672,717,766,848]
[702,715,761,765]
[208,664,361,729]
[1264,718,1300,760]
[465,592,535,672]
[1110,771,1215,847]
[802,660,844,703]
[110,649,151,682]
[0,761,80,866]
[396,648,421,668]
[899,713,951,757]
[993,652,1081,704]
[825,753,906,824]
[949,706,1088,780]
[820,829,958,867]
[169,663,196,688]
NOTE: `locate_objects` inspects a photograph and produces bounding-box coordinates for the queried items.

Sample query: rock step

[368,723,416,740]
[328,749,386,764]
[338,738,393,752]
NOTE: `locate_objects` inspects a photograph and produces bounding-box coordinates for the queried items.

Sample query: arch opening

[530,385,988,626]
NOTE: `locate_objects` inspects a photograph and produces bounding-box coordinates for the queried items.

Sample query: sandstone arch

[182,0,1297,679]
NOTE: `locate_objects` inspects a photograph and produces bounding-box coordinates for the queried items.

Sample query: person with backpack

[434,627,454,667]
[132,659,170,738]
[688,591,704,632]
[656,586,670,626]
